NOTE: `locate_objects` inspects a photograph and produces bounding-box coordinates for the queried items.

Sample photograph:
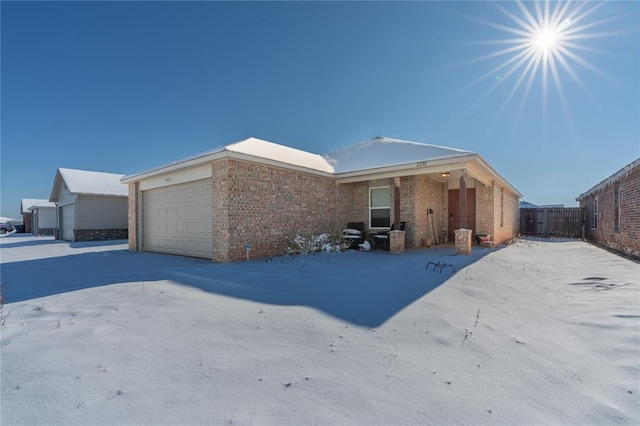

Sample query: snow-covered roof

[576,157,640,200]
[28,200,56,211]
[21,198,49,213]
[51,168,128,201]
[122,137,334,183]
[227,137,334,173]
[121,136,520,197]
[323,136,476,174]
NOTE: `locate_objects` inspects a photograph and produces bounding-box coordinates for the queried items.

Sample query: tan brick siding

[475,182,494,237]
[493,185,519,244]
[580,163,640,259]
[128,183,138,251]
[211,160,231,262]
[405,175,445,248]
[220,159,341,262]
[128,160,520,261]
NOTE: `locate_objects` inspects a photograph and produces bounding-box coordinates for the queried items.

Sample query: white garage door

[142,179,213,259]
[61,204,75,241]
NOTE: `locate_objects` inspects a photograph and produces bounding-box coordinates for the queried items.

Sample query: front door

[448,189,476,242]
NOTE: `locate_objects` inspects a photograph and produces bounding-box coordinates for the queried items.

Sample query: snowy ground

[1,234,638,425]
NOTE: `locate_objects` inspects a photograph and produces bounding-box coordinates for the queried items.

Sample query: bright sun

[462,0,617,125]
[532,26,560,55]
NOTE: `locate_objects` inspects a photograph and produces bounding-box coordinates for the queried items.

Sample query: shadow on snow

[1,245,497,327]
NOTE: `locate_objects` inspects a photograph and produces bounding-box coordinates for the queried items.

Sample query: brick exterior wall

[579,162,640,259]
[128,182,139,251]
[400,175,446,248]
[23,212,33,234]
[215,159,342,262]
[493,184,520,245]
[129,161,520,261]
[211,160,231,262]
[475,181,493,238]
[473,181,519,245]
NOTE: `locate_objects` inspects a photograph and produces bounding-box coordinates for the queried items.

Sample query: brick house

[122,137,521,262]
[49,168,129,242]
[20,198,48,234]
[576,158,640,259]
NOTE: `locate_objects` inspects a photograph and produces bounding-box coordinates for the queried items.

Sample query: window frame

[369,186,391,229]
[593,196,598,230]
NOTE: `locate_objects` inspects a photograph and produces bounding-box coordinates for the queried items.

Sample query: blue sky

[1,1,638,218]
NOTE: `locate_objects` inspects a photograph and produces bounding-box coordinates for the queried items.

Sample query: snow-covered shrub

[285,232,351,255]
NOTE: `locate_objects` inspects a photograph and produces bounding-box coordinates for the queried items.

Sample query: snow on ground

[1,234,638,425]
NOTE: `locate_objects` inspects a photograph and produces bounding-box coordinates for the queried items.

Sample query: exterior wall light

[441,172,451,178]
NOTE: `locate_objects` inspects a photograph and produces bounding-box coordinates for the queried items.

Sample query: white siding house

[49,168,129,242]
[29,201,56,236]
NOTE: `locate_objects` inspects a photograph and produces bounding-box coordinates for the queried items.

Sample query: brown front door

[448,189,476,242]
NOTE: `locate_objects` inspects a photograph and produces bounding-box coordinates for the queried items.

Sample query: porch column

[394,177,401,230]
[459,169,467,229]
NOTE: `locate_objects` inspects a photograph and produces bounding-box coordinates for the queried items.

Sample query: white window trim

[369,186,391,229]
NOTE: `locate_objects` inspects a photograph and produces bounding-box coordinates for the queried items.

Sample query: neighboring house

[519,201,541,209]
[122,136,522,262]
[20,198,48,234]
[576,158,640,259]
[29,201,56,236]
[49,168,129,242]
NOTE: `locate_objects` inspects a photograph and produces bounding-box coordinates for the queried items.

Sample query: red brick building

[576,158,640,260]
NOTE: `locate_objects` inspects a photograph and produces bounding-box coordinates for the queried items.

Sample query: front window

[593,196,598,229]
[370,186,391,228]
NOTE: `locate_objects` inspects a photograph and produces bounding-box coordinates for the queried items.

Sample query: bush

[285,232,351,255]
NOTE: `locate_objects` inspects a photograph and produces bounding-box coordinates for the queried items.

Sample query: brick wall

[493,185,519,244]
[211,160,231,262]
[23,212,33,234]
[128,182,139,251]
[475,181,494,237]
[463,180,518,245]
[411,175,445,248]
[579,163,640,259]
[220,159,342,262]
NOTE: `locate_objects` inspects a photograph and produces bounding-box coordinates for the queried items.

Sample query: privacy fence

[519,207,586,239]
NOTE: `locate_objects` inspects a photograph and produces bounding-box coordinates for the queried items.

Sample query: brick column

[128,182,139,251]
[455,228,472,254]
[389,230,406,254]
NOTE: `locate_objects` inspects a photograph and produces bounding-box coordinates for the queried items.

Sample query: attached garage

[141,179,213,259]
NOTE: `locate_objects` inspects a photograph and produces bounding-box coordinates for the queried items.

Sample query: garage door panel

[143,179,212,259]
[61,204,75,241]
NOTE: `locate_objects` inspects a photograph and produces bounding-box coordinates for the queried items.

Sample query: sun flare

[462,0,619,126]
[532,26,560,55]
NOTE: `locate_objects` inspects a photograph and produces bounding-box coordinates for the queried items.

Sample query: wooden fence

[519,207,585,239]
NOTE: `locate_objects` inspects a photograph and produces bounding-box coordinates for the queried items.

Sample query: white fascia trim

[334,155,479,184]
[121,149,227,184]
